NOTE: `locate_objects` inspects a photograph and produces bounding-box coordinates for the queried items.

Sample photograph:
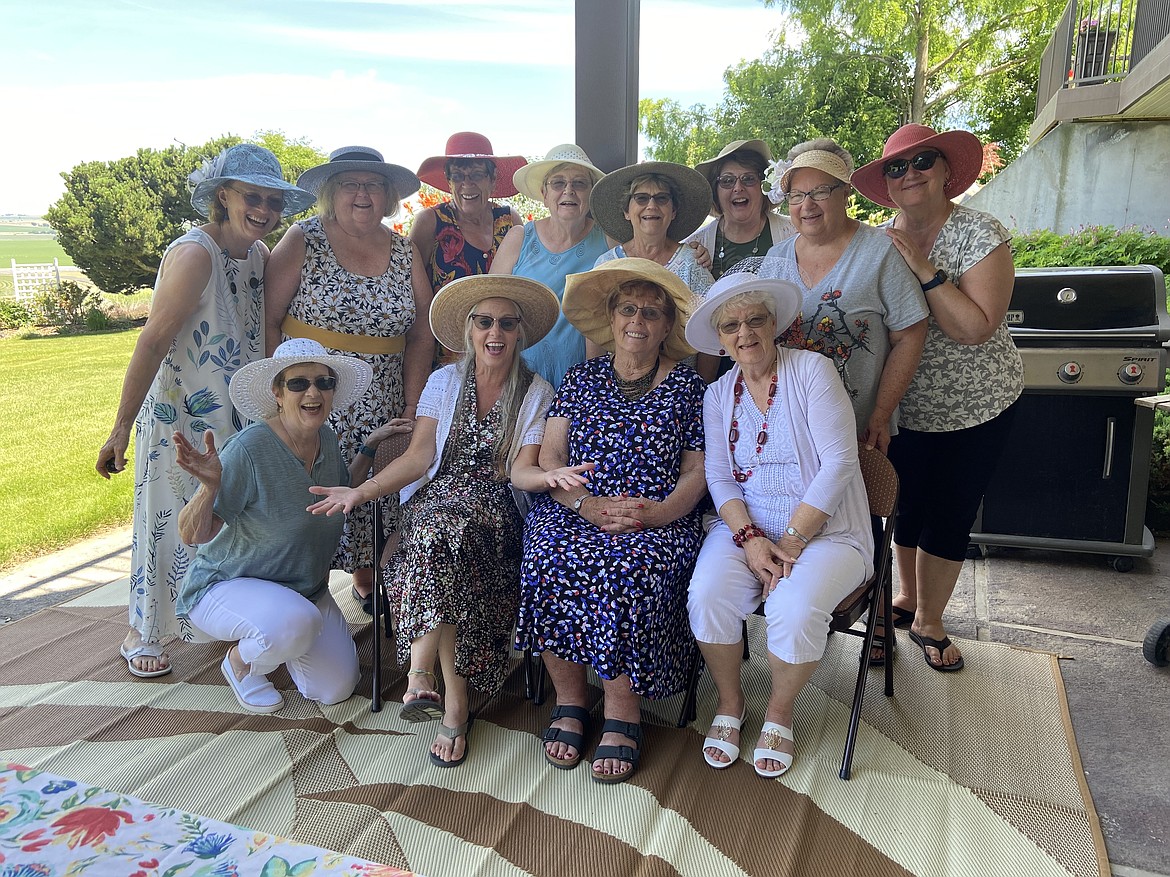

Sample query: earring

[719,348,726,356]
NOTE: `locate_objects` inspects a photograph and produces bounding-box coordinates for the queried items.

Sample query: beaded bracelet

[732,523,767,548]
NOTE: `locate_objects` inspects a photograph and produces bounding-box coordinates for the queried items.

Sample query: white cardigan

[401,363,554,512]
[686,211,797,260]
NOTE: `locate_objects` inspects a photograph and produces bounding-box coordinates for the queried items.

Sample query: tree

[46,132,326,294]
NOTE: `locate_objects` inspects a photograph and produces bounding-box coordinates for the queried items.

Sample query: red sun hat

[852,124,984,209]
[416,132,527,198]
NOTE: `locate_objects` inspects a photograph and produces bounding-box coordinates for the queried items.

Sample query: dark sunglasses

[469,313,521,331]
[717,314,771,335]
[882,150,943,179]
[629,192,673,207]
[615,303,666,321]
[282,375,337,392]
[715,172,761,190]
[449,171,490,184]
[228,185,285,213]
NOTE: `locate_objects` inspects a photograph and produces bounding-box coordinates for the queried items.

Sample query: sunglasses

[615,303,666,321]
[228,186,285,213]
[882,150,943,179]
[629,192,673,207]
[786,182,845,206]
[449,171,490,184]
[469,313,521,331]
[716,173,761,190]
[337,180,388,195]
[282,375,337,392]
[545,177,593,193]
[717,314,771,335]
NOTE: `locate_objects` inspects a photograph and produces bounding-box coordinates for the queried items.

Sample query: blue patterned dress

[131,227,265,643]
[516,356,705,698]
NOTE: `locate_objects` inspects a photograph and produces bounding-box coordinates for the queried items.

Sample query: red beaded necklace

[730,367,778,483]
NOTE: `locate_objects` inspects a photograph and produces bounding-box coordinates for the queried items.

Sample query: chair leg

[522,648,534,701]
[370,503,383,713]
[677,649,703,727]
[883,552,895,699]
[741,619,750,661]
[533,654,547,706]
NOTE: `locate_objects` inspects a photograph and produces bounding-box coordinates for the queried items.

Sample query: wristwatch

[785,525,810,546]
[572,494,589,514]
[920,269,947,292]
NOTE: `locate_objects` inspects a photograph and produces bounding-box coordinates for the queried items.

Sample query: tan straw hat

[511,144,605,201]
[428,275,560,353]
[229,338,373,421]
[778,144,854,195]
[562,258,696,360]
[589,161,712,243]
[694,139,774,179]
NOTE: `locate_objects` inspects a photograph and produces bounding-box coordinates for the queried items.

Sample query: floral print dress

[516,357,706,699]
[131,228,264,643]
[284,216,416,572]
[386,371,523,692]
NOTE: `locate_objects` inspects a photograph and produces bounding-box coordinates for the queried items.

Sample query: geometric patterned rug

[0,575,1109,877]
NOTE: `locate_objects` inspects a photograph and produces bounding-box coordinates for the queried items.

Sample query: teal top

[514,220,609,389]
[176,421,348,616]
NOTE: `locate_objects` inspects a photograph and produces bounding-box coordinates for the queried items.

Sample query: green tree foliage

[46,132,326,294]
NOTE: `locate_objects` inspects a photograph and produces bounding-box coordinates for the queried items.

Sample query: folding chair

[367,434,409,713]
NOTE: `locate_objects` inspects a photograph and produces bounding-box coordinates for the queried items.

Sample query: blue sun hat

[189,144,316,219]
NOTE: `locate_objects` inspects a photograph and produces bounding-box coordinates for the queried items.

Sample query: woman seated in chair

[685,262,874,777]
[308,275,562,768]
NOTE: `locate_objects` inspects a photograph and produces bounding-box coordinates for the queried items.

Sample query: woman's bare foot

[431,703,468,764]
[120,629,170,676]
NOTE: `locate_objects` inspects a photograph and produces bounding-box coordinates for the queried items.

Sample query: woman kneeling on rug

[685,263,873,777]
[308,275,563,767]
[516,259,708,785]
[174,339,373,714]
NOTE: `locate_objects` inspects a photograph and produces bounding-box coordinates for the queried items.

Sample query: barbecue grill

[969,265,1170,570]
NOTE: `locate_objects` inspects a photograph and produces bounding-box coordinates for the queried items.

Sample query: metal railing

[1035,0,1168,114]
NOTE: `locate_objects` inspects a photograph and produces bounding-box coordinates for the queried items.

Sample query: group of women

[97,119,1021,781]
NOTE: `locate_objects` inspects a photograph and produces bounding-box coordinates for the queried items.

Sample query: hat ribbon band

[331,151,383,164]
[281,315,405,355]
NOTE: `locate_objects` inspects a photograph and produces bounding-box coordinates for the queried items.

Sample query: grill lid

[1007,266,1169,336]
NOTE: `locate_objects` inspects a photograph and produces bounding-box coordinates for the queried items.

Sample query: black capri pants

[887,399,1019,562]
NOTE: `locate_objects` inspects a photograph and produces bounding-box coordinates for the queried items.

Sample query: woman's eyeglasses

[448,171,489,184]
[545,177,593,193]
[716,173,761,190]
[469,314,521,331]
[717,314,771,335]
[786,182,845,206]
[629,192,673,207]
[615,303,666,321]
[228,186,285,213]
[337,180,388,195]
[882,150,943,179]
[282,376,337,392]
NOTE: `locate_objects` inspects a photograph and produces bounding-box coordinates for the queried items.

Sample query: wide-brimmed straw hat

[229,338,372,421]
[416,132,527,198]
[297,146,421,199]
[562,258,696,360]
[686,258,802,356]
[189,143,315,219]
[589,161,712,243]
[778,143,854,195]
[694,139,774,180]
[852,123,984,208]
[511,144,606,201]
[428,275,560,353]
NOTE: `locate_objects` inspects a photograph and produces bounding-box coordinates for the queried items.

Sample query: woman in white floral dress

[97,144,314,677]
[852,124,1024,672]
[265,147,435,611]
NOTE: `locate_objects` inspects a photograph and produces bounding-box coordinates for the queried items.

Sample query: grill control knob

[1059,361,1082,383]
[1119,363,1144,385]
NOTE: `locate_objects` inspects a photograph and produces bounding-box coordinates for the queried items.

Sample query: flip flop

[120,642,172,678]
[591,719,642,785]
[891,605,915,628]
[909,630,965,672]
[753,722,794,778]
[865,628,897,667]
[400,669,444,722]
[429,719,471,768]
[543,704,590,770]
[220,653,284,713]
[702,710,745,769]
[350,584,372,615]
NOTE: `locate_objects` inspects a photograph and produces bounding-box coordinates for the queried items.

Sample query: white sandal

[702,711,745,769]
[753,721,794,778]
[220,653,284,713]
[120,641,172,678]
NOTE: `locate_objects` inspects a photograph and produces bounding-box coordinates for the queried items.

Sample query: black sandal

[543,704,590,770]
[590,719,642,785]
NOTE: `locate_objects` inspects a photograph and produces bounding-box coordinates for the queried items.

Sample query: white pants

[188,578,359,705]
[688,522,865,664]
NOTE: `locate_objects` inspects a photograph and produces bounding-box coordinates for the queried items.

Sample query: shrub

[84,306,113,331]
[0,299,35,330]
[33,280,104,328]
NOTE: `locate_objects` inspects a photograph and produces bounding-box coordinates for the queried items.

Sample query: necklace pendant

[734,470,750,483]
[756,431,768,447]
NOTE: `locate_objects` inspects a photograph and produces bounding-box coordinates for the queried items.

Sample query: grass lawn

[0,235,73,266]
[0,328,138,570]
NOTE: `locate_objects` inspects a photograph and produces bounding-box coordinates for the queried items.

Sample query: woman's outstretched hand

[307,485,365,516]
[173,431,221,489]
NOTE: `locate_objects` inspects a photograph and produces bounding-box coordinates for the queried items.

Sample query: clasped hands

[744,532,805,595]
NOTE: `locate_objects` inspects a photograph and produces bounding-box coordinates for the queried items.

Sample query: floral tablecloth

[0,764,416,877]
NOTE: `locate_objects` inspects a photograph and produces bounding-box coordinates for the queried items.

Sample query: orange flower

[50,806,133,848]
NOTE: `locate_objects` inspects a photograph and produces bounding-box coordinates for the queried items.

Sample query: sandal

[702,710,745,769]
[220,653,284,714]
[891,605,915,628]
[590,719,642,785]
[543,704,590,770]
[865,627,896,667]
[401,669,444,722]
[351,584,373,615]
[120,641,172,679]
[753,721,794,778]
[909,630,965,672]
[429,718,471,768]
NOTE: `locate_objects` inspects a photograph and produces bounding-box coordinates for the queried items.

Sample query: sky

[1,0,784,216]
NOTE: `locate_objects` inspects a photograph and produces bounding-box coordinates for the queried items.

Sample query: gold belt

[281,314,406,355]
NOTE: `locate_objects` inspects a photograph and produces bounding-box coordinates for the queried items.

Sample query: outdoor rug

[0,575,1109,877]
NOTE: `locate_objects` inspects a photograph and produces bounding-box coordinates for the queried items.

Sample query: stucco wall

[967,120,1170,236]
